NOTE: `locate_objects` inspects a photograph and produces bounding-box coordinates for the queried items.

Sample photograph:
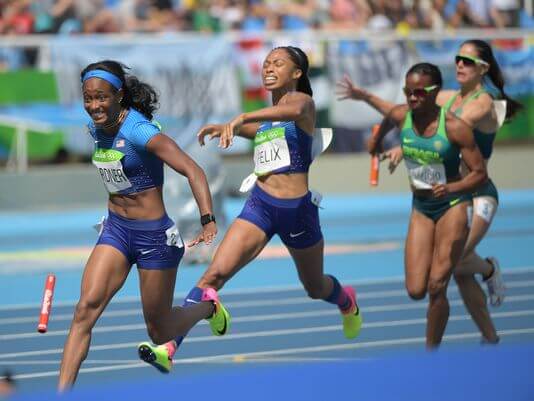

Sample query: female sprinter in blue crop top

[58,60,230,389]
[138,46,363,372]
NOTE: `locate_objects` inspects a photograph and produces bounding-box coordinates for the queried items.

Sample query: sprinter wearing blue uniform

[138,47,363,372]
[58,60,229,390]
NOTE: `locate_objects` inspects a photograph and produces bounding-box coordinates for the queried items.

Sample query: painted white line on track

[7,327,534,380]
[1,266,533,312]
[1,308,533,358]
[2,295,534,341]
[0,356,359,366]
[2,293,534,341]
[2,278,534,326]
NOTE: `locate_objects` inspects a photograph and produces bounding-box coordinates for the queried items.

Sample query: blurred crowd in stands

[0,0,531,36]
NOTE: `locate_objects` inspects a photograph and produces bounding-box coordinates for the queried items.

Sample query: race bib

[405,159,446,189]
[165,224,184,248]
[240,128,332,193]
[310,189,323,208]
[253,127,291,176]
[474,197,497,223]
[92,148,132,194]
[92,216,106,235]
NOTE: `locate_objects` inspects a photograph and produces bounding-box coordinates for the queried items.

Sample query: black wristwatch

[200,213,216,226]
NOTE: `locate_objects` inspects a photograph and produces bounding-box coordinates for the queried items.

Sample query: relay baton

[38,274,56,333]
[369,124,380,186]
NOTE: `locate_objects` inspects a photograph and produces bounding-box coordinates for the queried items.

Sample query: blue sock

[174,286,203,346]
[324,275,352,312]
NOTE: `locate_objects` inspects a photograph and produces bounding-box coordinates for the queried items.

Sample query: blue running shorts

[238,184,323,249]
[96,210,184,269]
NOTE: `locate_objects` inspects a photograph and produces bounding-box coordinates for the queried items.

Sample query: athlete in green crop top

[368,63,487,349]
[337,40,522,345]
[437,40,521,344]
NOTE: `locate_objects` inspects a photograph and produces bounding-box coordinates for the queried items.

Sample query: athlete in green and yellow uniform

[401,106,472,221]
[337,39,522,345]
[437,40,522,343]
[368,63,487,348]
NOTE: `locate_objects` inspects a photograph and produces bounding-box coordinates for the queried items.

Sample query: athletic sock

[325,275,355,314]
[173,287,203,346]
[165,340,177,358]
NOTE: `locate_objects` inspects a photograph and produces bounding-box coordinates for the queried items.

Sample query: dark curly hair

[81,60,159,120]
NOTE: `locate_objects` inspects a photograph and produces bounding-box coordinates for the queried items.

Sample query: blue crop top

[89,108,163,195]
[254,120,312,175]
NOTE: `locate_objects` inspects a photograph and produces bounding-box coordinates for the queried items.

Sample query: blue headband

[81,69,123,90]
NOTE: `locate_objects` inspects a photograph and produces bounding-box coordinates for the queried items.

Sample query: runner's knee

[73,297,103,329]
[406,282,426,300]
[427,277,447,298]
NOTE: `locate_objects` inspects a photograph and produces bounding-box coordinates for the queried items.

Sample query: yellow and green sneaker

[202,287,231,336]
[341,286,362,339]
[137,341,174,374]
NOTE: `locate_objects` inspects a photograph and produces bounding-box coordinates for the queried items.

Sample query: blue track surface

[1,190,534,400]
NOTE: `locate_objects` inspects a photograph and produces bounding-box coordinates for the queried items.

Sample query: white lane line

[3,278,534,326]
[1,308,533,359]
[0,360,139,365]
[2,295,534,341]
[0,356,358,366]
[7,327,534,380]
[2,266,533,312]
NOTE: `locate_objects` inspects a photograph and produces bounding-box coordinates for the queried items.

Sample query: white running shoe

[485,257,505,307]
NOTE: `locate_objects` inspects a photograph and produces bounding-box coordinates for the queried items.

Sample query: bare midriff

[257,172,308,199]
[107,186,166,220]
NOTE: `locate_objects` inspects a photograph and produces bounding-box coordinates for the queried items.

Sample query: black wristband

[200,214,216,226]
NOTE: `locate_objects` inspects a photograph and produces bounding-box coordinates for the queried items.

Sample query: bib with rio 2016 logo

[253,127,291,176]
[404,159,446,190]
[92,148,132,194]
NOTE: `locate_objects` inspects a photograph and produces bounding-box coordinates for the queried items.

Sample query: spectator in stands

[270,0,317,30]
[209,0,245,31]
[383,0,407,27]
[46,0,79,34]
[2,0,532,34]
[420,0,448,30]
[190,0,221,31]
[1,0,34,34]
[240,0,278,31]
[490,0,521,27]
[75,0,120,33]
[323,0,371,30]
[449,0,493,27]
[367,0,393,30]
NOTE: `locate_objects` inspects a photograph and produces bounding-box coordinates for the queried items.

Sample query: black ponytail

[462,39,523,121]
[80,60,159,120]
[278,46,313,97]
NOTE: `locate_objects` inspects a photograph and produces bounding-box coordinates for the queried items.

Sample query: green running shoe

[342,286,362,339]
[137,342,173,374]
[202,287,231,336]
